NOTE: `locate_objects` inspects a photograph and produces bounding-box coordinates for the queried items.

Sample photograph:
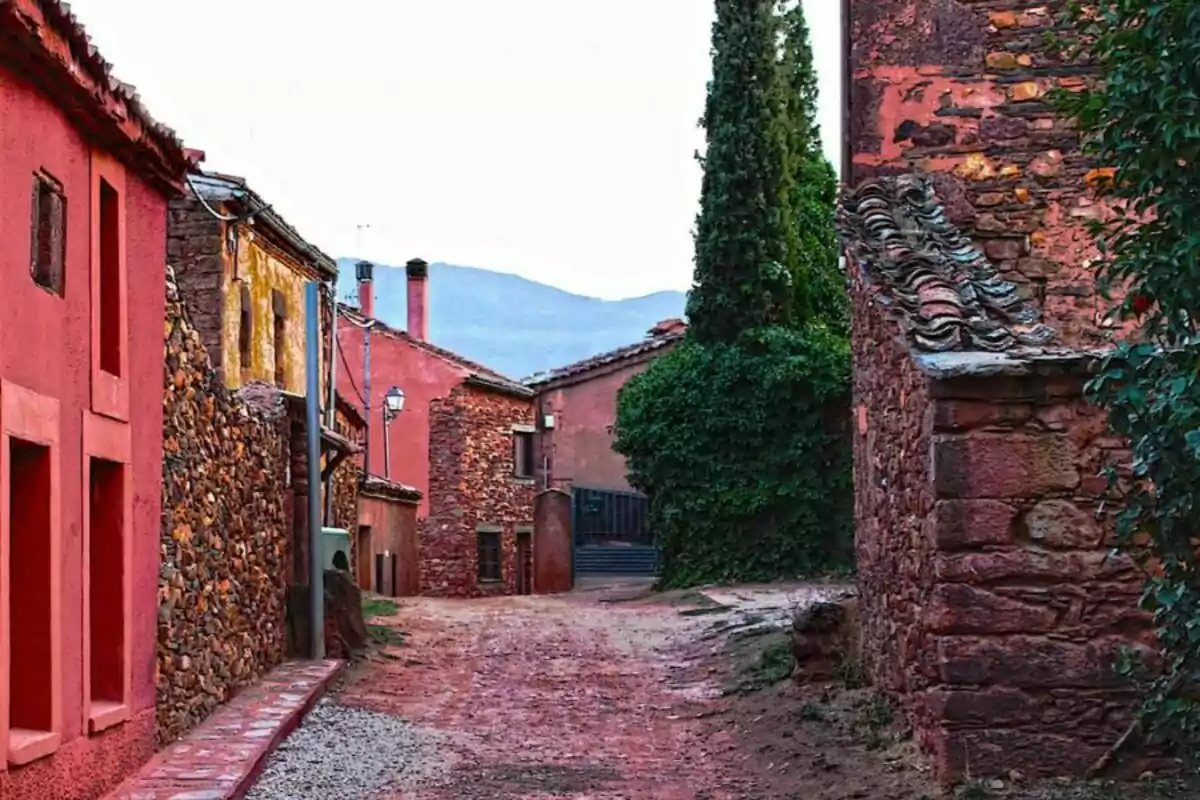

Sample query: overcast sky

[68,1,842,300]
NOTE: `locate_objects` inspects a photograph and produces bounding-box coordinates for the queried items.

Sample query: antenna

[356,224,371,258]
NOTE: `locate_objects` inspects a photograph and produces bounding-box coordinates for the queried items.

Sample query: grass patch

[362,595,399,619]
[367,623,405,647]
[727,631,793,695]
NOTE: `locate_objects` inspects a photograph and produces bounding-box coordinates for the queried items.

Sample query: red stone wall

[852,264,1150,782]
[422,386,536,597]
[849,0,1112,345]
[851,264,937,701]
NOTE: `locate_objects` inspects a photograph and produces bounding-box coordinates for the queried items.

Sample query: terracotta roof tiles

[838,175,1055,353]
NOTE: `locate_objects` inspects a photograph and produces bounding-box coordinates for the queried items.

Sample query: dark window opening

[272,289,287,386]
[513,431,535,479]
[89,458,125,714]
[477,530,502,582]
[98,178,121,376]
[9,438,53,736]
[31,171,66,296]
[239,284,253,376]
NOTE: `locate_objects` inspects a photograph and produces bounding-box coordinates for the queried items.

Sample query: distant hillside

[335,259,687,379]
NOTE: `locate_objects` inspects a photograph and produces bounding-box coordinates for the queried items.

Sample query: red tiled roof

[338,305,533,399]
[0,0,194,192]
[523,325,686,389]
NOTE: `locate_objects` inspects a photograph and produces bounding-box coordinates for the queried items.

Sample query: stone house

[167,168,339,397]
[0,1,192,795]
[524,320,684,577]
[338,259,537,598]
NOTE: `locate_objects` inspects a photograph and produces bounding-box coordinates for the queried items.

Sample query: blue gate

[571,486,658,576]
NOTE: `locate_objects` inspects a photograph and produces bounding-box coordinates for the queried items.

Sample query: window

[88,458,126,732]
[272,289,287,387]
[98,179,121,376]
[477,528,502,583]
[30,171,66,295]
[513,429,535,480]
[239,284,252,377]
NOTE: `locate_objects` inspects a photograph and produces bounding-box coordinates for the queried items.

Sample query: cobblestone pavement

[335,584,792,799]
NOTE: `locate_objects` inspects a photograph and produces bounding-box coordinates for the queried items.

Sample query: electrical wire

[184,173,240,221]
[337,334,366,407]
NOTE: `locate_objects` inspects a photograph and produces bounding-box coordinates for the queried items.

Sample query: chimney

[355,260,375,319]
[406,258,429,340]
[648,318,686,337]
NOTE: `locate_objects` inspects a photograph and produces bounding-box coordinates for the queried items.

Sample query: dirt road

[338,582,763,799]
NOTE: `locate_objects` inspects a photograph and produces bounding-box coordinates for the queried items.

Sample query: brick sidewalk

[107,660,343,800]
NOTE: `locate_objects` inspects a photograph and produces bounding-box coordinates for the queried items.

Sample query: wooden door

[356,525,372,590]
[516,532,533,595]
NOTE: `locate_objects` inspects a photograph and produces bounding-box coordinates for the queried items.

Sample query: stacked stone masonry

[422,386,536,597]
[849,0,1125,346]
[158,267,291,746]
[851,263,1152,781]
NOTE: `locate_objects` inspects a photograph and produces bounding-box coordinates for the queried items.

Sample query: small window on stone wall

[30,171,66,296]
[272,289,287,387]
[477,529,502,582]
[239,284,252,377]
[513,430,535,479]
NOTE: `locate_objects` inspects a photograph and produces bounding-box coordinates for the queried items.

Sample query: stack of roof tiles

[839,175,1055,353]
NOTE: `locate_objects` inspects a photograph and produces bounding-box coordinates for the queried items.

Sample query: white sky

[68,1,842,300]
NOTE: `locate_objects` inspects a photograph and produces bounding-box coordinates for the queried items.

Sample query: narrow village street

[245,581,884,800]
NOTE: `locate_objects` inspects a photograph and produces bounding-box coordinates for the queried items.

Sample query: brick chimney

[406,258,429,341]
[355,260,375,319]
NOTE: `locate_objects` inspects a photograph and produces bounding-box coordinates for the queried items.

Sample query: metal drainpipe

[304,282,325,659]
[323,285,338,525]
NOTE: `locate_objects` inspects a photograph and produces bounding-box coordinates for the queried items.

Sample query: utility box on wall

[320,527,351,571]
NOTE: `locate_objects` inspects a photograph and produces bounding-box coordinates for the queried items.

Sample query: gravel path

[245,698,446,800]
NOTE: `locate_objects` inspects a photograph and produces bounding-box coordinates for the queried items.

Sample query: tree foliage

[614,327,852,587]
[778,1,845,333]
[616,0,850,587]
[685,0,793,344]
[1055,0,1200,756]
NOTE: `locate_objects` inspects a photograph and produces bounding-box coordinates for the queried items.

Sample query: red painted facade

[337,317,469,517]
[530,324,683,493]
[0,1,189,796]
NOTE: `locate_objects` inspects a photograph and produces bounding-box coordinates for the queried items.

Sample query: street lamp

[382,386,404,480]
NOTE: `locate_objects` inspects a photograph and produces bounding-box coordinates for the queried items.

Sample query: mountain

[335,259,687,379]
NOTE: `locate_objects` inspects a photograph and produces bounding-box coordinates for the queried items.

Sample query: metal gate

[571,486,658,576]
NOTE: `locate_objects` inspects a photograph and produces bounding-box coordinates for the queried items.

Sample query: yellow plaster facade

[220,225,327,398]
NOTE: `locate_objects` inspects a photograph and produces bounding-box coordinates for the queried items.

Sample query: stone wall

[849,0,1115,345]
[852,266,1151,782]
[158,267,291,746]
[167,195,226,374]
[422,385,537,597]
[851,267,936,700]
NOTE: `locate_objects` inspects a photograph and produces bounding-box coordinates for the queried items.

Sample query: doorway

[357,525,372,590]
[516,531,533,595]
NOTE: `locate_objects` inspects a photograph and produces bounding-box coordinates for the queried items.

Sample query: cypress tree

[778,0,844,332]
[685,0,793,344]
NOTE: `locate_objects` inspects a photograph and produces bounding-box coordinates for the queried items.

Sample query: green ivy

[1055,0,1200,756]
[614,326,852,588]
